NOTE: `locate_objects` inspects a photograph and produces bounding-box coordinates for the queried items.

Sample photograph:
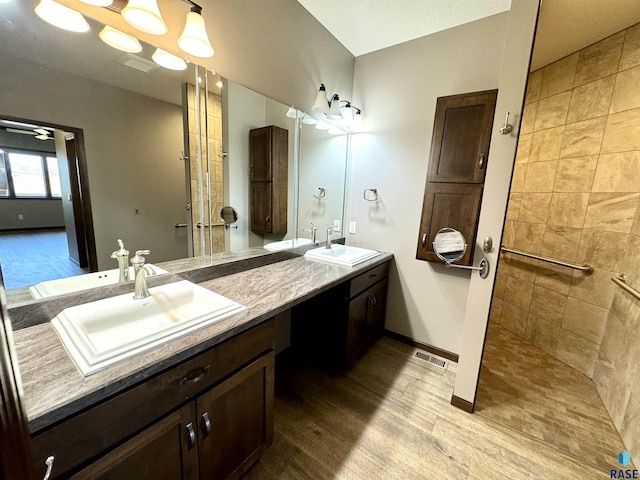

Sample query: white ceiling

[298,0,640,70]
[297,0,512,57]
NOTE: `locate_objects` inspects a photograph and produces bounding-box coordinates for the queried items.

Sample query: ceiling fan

[5,127,54,141]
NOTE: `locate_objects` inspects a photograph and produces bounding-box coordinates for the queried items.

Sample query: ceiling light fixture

[178,2,214,58]
[79,0,113,6]
[99,25,142,53]
[34,0,90,33]
[152,48,187,70]
[122,0,168,36]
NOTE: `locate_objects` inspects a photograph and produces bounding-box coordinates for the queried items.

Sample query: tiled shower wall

[491,23,640,378]
[185,84,225,257]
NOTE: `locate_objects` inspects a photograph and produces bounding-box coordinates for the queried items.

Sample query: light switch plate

[349,221,356,234]
[333,219,341,232]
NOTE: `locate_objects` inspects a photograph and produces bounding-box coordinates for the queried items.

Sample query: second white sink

[52,280,247,376]
[304,245,380,267]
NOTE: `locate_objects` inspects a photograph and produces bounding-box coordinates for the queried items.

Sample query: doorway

[0,116,97,290]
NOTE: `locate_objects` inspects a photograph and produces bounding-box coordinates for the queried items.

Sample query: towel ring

[313,187,326,199]
[364,188,379,202]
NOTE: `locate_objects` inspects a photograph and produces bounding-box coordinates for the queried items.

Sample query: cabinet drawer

[31,319,274,479]
[350,262,389,298]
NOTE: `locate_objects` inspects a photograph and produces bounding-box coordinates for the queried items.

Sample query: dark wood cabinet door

[347,291,369,365]
[250,182,273,233]
[416,183,483,266]
[367,278,388,342]
[249,127,272,182]
[70,404,199,480]
[197,352,274,480]
[427,90,497,184]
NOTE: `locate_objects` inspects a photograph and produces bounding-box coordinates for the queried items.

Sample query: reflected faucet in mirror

[110,239,130,283]
[432,227,490,279]
[303,222,317,243]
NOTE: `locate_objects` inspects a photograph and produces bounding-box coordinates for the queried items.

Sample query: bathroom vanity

[13,249,392,479]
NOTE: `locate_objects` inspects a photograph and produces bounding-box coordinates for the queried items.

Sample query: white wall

[348,13,510,355]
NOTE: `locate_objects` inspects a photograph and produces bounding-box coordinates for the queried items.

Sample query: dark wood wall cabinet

[416,89,497,266]
[31,321,275,480]
[250,126,288,235]
[291,261,390,373]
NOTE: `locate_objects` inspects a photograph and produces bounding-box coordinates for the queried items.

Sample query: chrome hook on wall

[313,187,326,199]
[499,111,513,135]
[363,188,379,202]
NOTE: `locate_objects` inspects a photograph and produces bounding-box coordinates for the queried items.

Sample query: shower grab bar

[500,246,594,274]
[611,274,640,301]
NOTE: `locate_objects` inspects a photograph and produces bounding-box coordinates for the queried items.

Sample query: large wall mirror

[0,0,349,306]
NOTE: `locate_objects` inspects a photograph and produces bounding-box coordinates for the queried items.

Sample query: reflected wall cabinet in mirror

[416,89,497,266]
[249,126,288,235]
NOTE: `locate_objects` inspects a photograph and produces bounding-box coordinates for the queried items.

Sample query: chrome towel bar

[500,246,593,274]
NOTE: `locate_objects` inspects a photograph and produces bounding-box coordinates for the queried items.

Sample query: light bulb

[99,26,142,53]
[178,10,214,58]
[34,0,90,33]
[327,94,342,120]
[122,0,167,36]
[311,84,329,114]
[152,48,187,71]
[315,121,331,130]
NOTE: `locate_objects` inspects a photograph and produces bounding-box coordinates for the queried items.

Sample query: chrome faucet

[130,250,155,300]
[133,266,155,300]
[326,227,335,249]
[110,239,129,283]
[303,222,317,243]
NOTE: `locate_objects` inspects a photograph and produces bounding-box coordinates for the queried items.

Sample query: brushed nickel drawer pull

[479,154,486,169]
[185,422,196,450]
[201,411,212,437]
[421,233,427,247]
[42,456,55,480]
[178,365,210,386]
[369,274,377,278]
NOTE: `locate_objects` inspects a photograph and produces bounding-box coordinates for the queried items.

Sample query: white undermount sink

[263,238,313,251]
[29,265,168,299]
[51,280,247,376]
[304,244,380,267]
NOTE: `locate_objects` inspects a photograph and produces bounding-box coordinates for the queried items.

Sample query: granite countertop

[13,252,393,433]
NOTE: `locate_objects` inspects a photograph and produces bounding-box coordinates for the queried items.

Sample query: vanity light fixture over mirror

[311,83,363,130]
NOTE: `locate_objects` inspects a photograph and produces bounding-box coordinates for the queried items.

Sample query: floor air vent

[415,351,447,369]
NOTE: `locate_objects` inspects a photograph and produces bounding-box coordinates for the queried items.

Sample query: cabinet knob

[201,411,212,438]
[42,456,55,480]
[185,423,196,450]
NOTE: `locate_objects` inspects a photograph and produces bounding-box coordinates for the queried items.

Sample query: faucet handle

[131,249,150,267]
[111,238,129,258]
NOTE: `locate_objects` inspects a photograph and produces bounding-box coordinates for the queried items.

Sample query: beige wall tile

[568,267,617,311]
[534,92,571,131]
[540,53,578,98]
[523,161,557,192]
[511,164,526,193]
[506,193,522,221]
[633,208,640,236]
[601,108,640,153]
[514,222,545,254]
[574,32,625,87]
[567,75,616,123]
[524,313,560,355]
[494,270,507,299]
[530,285,567,326]
[553,156,597,192]
[525,69,543,104]
[598,309,624,366]
[506,257,538,284]
[515,134,532,164]
[560,117,607,158]
[541,225,582,262]
[621,23,640,71]
[502,220,516,248]
[584,193,640,233]
[489,297,504,324]
[504,276,534,310]
[519,193,552,224]
[529,126,564,162]
[622,235,640,285]
[501,301,529,338]
[534,262,574,296]
[547,193,589,228]
[576,229,630,272]
[593,360,615,404]
[562,297,609,344]
[592,151,640,192]
[611,66,640,114]
[520,101,538,135]
[555,329,599,377]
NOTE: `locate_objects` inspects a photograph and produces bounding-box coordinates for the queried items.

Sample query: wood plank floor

[476,323,628,473]
[246,337,609,479]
